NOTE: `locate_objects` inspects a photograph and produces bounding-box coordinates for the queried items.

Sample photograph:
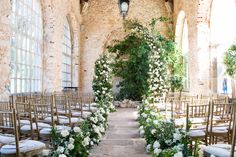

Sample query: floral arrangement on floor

[138,100,188,157]
[50,107,110,157]
[50,54,116,157]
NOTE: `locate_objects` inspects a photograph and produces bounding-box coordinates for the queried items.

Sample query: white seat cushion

[204,144,236,157]
[189,130,206,137]
[20,123,51,131]
[19,120,30,125]
[72,111,92,118]
[0,134,15,145]
[39,125,71,135]
[0,140,45,154]
[59,117,84,124]
[212,127,228,134]
[44,115,68,123]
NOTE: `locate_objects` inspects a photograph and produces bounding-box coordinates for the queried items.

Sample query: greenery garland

[92,53,116,112]
[50,54,115,157]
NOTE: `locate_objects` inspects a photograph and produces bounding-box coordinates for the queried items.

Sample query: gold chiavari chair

[0,109,46,157]
[208,102,233,145]
[186,102,211,146]
[53,93,84,126]
[203,103,236,157]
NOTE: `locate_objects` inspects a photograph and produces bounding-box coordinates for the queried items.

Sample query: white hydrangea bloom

[153,141,160,149]
[61,129,69,138]
[68,143,74,150]
[174,152,183,157]
[153,148,162,156]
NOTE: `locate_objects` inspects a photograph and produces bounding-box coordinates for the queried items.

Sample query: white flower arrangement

[138,101,189,157]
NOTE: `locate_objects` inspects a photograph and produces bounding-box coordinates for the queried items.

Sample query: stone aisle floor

[90,108,150,157]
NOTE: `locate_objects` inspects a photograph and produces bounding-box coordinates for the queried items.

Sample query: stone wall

[0,0,81,99]
[80,0,170,93]
[174,0,212,95]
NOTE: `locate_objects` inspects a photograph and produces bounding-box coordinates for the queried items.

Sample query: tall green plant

[108,33,150,101]
[224,44,236,78]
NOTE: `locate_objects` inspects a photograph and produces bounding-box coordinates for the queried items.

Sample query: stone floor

[90,108,150,157]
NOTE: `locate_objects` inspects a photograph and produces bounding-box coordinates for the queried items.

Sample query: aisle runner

[90,108,150,157]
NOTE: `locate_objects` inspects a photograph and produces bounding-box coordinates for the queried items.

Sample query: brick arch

[102,28,128,53]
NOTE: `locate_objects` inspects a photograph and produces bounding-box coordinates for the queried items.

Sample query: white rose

[146,144,151,153]
[140,129,145,137]
[153,120,159,125]
[59,154,67,157]
[69,138,75,144]
[57,146,64,153]
[90,141,94,146]
[153,141,160,149]
[141,113,147,118]
[151,129,156,135]
[61,130,69,138]
[68,143,74,150]
[173,132,182,141]
[94,126,100,134]
[153,148,162,155]
[139,126,143,131]
[100,126,105,133]
[73,127,81,133]
[82,136,90,146]
[165,139,172,145]
[174,152,183,157]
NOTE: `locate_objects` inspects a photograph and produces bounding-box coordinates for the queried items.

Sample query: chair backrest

[0,101,13,111]
[209,102,233,132]
[0,109,20,156]
[34,98,55,127]
[186,102,211,132]
[230,103,236,156]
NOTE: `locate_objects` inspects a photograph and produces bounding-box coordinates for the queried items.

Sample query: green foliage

[164,40,184,92]
[107,19,183,101]
[224,44,236,78]
[108,33,150,101]
[92,54,115,112]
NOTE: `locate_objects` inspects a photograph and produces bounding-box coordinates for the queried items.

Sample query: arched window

[10,0,43,93]
[62,19,72,88]
[175,11,189,90]
[182,19,189,89]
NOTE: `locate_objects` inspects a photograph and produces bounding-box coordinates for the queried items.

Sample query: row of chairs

[156,93,235,156]
[0,92,96,156]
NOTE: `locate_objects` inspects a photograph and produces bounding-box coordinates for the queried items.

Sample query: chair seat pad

[175,118,186,126]
[0,134,15,145]
[0,140,45,154]
[212,127,228,134]
[189,130,206,137]
[204,144,236,157]
[59,117,84,124]
[189,117,205,124]
[44,115,68,123]
[72,111,92,118]
[39,126,71,135]
[21,123,51,131]
[83,106,97,112]
[19,120,30,125]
